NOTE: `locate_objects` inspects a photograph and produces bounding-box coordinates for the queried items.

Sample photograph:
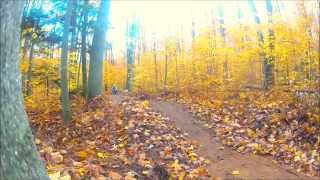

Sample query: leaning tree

[0,0,49,179]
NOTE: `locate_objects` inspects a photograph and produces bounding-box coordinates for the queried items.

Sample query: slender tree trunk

[265,0,275,88]
[211,15,218,77]
[164,53,168,91]
[22,35,30,60]
[46,43,49,59]
[218,7,229,82]
[22,73,26,94]
[153,41,158,91]
[125,25,135,92]
[46,75,49,96]
[286,57,290,84]
[0,0,49,179]
[26,41,34,96]
[88,0,110,99]
[76,55,82,90]
[191,20,196,92]
[50,43,54,59]
[81,0,88,98]
[175,47,179,101]
[60,0,73,123]
[126,47,134,91]
[137,42,141,65]
[248,0,273,90]
[297,1,313,81]
[154,53,158,91]
[70,0,77,51]
[110,46,115,64]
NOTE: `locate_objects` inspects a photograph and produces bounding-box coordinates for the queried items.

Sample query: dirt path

[111,94,123,106]
[111,95,313,179]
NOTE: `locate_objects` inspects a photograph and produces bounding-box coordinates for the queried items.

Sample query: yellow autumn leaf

[48,172,61,180]
[231,170,240,175]
[237,146,246,153]
[141,100,149,108]
[142,170,149,176]
[57,174,71,180]
[49,172,71,180]
[178,172,186,180]
[239,92,247,100]
[77,150,88,161]
[170,160,182,172]
[247,128,257,138]
[204,159,210,164]
[97,152,109,159]
[76,167,86,176]
[118,143,125,148]
[35,138,41,145]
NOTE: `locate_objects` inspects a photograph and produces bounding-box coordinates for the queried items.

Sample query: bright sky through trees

[107,0,319,56]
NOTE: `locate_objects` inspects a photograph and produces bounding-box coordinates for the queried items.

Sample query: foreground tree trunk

[60,0,73,123]
[88,0,110,99]
[81,0,88,99]
[0,0,49,179]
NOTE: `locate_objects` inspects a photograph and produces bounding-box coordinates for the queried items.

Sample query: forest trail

[111,95,313,179]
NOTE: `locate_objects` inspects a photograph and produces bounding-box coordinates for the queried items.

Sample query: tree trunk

[0,0,49,179]
[26,41,34,96]
[76,55,81,89]
[22,73,26,94]
[60,0,73,123]
[191,20,196,91]
[126,46,134,91]
[81,0,88,98]
[164,53,168,90]
[46,75,49,96]
[125,23,135,92]
[265,0,275,89]
[50,43,54,59]
[218,7,229,82]
[70,0,77,51]
[175,42,179,101]
[248,0,273,90]
[22,35,30,60]
[153,40,158,91]
[154,53,158,91]
[296,1,313,80]
[88,0,110,99]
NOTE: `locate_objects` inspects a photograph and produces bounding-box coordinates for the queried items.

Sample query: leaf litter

[27,93,211,179]
[163,89,320,177]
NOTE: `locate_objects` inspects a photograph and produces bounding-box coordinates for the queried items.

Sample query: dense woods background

[20,0,319,98]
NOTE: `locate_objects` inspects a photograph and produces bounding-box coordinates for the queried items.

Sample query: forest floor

[112,94,316,179]
[27,91,319,179]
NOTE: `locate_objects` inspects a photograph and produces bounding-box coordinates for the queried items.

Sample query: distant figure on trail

[111,84,118,95]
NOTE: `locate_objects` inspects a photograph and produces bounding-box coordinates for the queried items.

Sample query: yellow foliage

[110,12,320,100]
